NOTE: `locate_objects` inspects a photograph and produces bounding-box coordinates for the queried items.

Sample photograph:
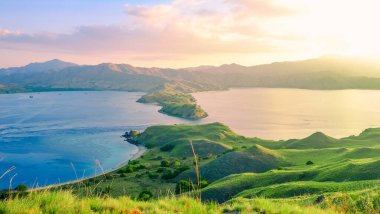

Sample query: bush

[162,165,191,179]
[156,167,164,173]
[161,160,170,167]
[160,144,175,152]
[135,164,146,170]
[125,165,134,173]
[162,170,175,179]
[148,172,159,179]
[138,190,153,201]
[15,184,28,192]
[118,165,134,173]
[172,161,181,167]
[175,180,194,194]
[129,160,140,165]
[306,160,314,165]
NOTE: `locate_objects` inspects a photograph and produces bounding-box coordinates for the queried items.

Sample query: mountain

[0,59,77,75]
[184,56,380,77]
[2,56,380,93]
[2,57,380,119]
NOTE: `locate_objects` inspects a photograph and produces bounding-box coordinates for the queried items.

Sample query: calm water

[194,88,380,140]
[2,89,380,189]
[0,91,188,189]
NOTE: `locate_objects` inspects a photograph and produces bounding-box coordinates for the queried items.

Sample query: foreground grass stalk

[189,140,201,202]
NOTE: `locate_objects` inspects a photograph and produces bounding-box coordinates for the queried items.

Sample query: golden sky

[0,0,379,67]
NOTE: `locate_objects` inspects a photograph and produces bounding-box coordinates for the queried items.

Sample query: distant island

[2,56,380,119]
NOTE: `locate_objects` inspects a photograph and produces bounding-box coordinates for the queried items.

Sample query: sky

[1,0,380,68]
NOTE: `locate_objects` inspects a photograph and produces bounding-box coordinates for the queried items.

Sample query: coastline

[117,145,147,168]
[29,144,146,192]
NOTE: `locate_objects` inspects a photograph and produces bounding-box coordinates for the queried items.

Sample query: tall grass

[189,140,201,201]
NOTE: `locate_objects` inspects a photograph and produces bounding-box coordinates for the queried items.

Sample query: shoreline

[29,144,146,192]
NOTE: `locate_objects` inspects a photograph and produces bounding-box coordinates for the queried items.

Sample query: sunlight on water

[194,88,380,140]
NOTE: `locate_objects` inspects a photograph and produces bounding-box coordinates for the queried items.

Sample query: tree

[175,180,194,194]
[138,190,153,201]
[161,160,170,167]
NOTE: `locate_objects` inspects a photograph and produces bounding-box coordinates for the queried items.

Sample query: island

[137,83,208,120]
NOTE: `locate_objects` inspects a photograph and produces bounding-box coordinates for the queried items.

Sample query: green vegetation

[137,83,208,120]
[23,123,377,213]
[0,190,343,214]
[5,189,380,213]
[4,123,380,212]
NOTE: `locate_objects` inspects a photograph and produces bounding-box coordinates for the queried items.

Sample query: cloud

[0,29,21,37]
[0,0,296,56]
[9,0,369,67]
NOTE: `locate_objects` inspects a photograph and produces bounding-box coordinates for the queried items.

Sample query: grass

[137,83,208,120]
[50,123,380,204]
[4,123,380,213]
[0,190,341,214]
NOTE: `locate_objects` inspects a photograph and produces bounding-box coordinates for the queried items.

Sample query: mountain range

[1,56,380,94]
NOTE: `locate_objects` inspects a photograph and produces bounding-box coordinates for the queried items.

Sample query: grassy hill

[137,83,208,119]
[23,123,377,212]
[3,123,380,213]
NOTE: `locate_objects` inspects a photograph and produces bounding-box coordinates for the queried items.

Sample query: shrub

[160,144,175,152]
[306,160,314,165]
[148,172,159,179]
[172,161,181,167]
[15,184,28,192]
[138,190,153,201]
[175,180,194,194]
[135,164,146,170]
[118,165,134,173]
[162,165,191,179]
[162,170,175,179]
[161,160,170,167]
[156,167,164,173]
[129,160,140,165]
[125,165,134,173]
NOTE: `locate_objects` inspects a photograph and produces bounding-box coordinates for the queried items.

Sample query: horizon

[2,54,380,70]
[1,0,380,68]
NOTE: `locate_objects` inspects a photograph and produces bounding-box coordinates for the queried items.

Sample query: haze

[1,0,380,68]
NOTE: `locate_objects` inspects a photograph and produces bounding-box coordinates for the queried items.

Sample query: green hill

[137,84,207,119]
[283,132,339,149]
[4,123,380,213]
[40,123,380,208]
